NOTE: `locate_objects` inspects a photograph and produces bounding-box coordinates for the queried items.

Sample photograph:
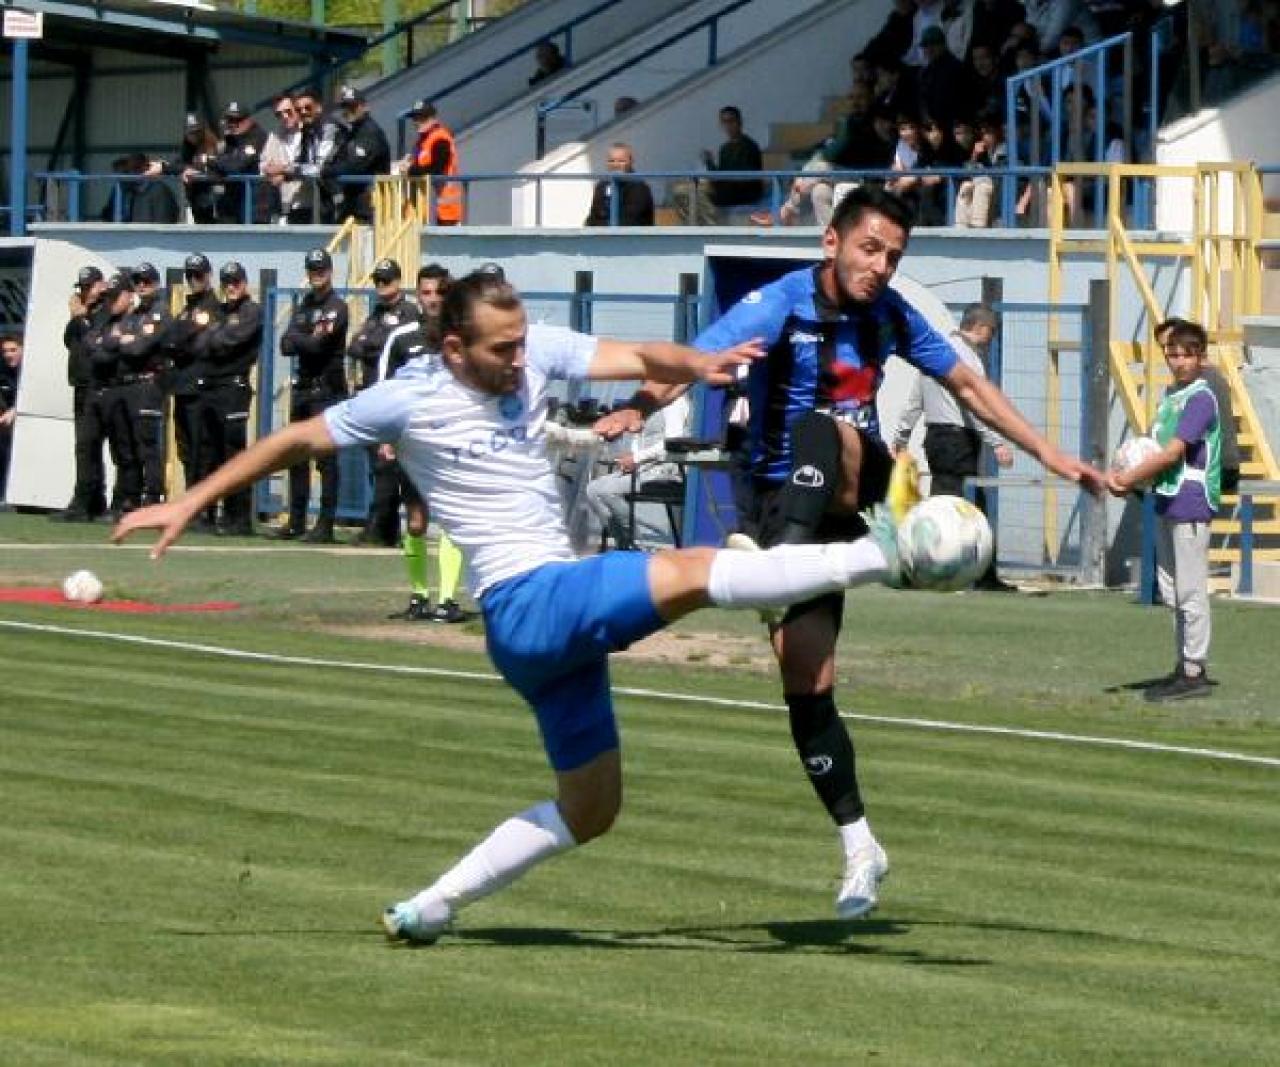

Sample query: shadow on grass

[443,919,990,966]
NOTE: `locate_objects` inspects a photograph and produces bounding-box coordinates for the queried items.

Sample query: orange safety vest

[413,122,463,224]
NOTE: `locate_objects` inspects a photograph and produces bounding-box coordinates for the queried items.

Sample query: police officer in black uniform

[321,85,391,224]
[192,261,264,535]
[115,262,172,506]
[277,247,349,542]
[84,272,144,517]
[347,257,421,545]
[52,265,109,521]
[209,101,271,224]
[163,254,221,514]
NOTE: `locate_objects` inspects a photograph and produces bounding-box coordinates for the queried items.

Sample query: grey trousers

[1156,518,1212,670]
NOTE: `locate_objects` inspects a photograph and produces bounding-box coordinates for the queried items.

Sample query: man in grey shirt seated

[893,302,1015,590]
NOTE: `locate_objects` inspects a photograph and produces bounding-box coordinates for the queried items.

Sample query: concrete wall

[1156,71,1280,232]
[368,0,692,150]
[463,0,864,225]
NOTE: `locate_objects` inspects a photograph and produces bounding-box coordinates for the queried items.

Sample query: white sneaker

[836,840,890,919]
[725,532,782,626]
[381,898,452,944]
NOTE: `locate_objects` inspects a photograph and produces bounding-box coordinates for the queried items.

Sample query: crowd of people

[91,85,463,227]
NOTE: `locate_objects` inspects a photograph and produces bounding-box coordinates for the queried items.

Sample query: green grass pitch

[1,513,1278,1065]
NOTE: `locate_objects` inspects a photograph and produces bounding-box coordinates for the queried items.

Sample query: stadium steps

[760,94,856,171]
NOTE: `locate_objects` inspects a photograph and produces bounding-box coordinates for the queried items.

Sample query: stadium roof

[0,0,368,59]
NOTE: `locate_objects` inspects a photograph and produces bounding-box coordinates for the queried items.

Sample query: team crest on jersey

[497,392,525,422]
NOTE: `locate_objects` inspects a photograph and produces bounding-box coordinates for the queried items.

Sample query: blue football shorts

[480,550,663,772]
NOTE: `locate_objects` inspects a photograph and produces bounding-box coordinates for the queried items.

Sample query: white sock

[410,800,577,918]
[839,817,875,858]
[707,539,889,610]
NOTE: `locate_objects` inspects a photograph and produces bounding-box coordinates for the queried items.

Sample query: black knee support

[778,411,841,542]
[785,688,864,825]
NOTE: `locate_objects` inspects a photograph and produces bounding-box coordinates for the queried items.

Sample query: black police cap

[104,271,134,295]
[406,99,436,120]
[304,248,332,272]
[220,261,248,285]
[223,101,247,121]
[77,265,104,288]
[131,262,160,284]
[184,253,212,276]
[337,84,365,108]
[371,258,401,283]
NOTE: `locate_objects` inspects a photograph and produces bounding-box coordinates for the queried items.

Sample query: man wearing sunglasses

[115,263,172,506]
[262,94,302,224]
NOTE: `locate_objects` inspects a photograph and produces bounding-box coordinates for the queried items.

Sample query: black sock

[786,689,864,825]
[776,411,841,542]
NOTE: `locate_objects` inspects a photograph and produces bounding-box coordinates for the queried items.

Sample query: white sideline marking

[3,618,1278,771]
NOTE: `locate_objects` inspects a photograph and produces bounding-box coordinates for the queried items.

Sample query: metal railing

[1004,31,1138,225]
[532,0,761,158]
[395,0,628,154]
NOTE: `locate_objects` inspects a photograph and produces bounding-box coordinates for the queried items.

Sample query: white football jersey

[325,323,598,597]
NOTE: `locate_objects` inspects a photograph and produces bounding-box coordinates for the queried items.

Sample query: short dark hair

[417,262,451,285]
[830,184,915,237]
[440,269,521,345]
[1060,25,1084,44]
[719,105,742,122]
[1162,319,1208,353]
[959,303,998,332]
[295,86,322,103]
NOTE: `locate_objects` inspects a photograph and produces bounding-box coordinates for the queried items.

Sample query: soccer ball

[1111,435,1162,489]
[62,569,105,604]
[898,496,994,592]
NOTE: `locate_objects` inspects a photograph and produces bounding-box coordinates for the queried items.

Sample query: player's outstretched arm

[588,337,763,387]
[944,362,1107,494]
[112,416,338,558]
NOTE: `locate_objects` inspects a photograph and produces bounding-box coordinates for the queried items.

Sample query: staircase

[1052,162,1280,590]
[760,96,853,176]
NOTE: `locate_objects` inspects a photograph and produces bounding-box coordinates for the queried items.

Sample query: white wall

[1155,71,1280,232]
[7,238,116,509]
[459,0,856,224]
[507,0,891,227]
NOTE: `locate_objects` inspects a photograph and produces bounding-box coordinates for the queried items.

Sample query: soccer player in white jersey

[114,270,918,943]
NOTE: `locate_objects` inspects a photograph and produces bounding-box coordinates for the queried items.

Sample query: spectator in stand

[886,113,932,221]
[322,85,390,225]
[917,115,968,224]
[145,114,220,224]
[969,42,1006,116]
[755,82,891,227]
[402,99,463,226]
[955,110,1008,226]
[918,25,976,132]
[1024,0,1097,54]
[125,153,179,224]
[584,143,654,226]
[266,86,339,224]
[0,333,21,500]
[905,0,948,66]
[872,56,919,123]
[528,39,567,86]
[1199,1,1280,105]
[969,0,1027,58]
[862,0,917,68]
[673,105,764,224]
[262,94,302,224]
[848,52,875,92]
[999,19,1040,73]
[953,116,978,159]
[210,102,270,224]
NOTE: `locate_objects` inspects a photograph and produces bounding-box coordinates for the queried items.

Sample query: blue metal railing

[1005,31,1139,226]
[532,0,762,158]
[36,165,1069,229]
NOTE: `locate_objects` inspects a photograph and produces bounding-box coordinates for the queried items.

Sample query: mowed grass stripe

[4,629,1280,1063]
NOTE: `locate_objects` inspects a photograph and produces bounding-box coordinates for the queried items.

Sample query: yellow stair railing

[1048,161,1280,575]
